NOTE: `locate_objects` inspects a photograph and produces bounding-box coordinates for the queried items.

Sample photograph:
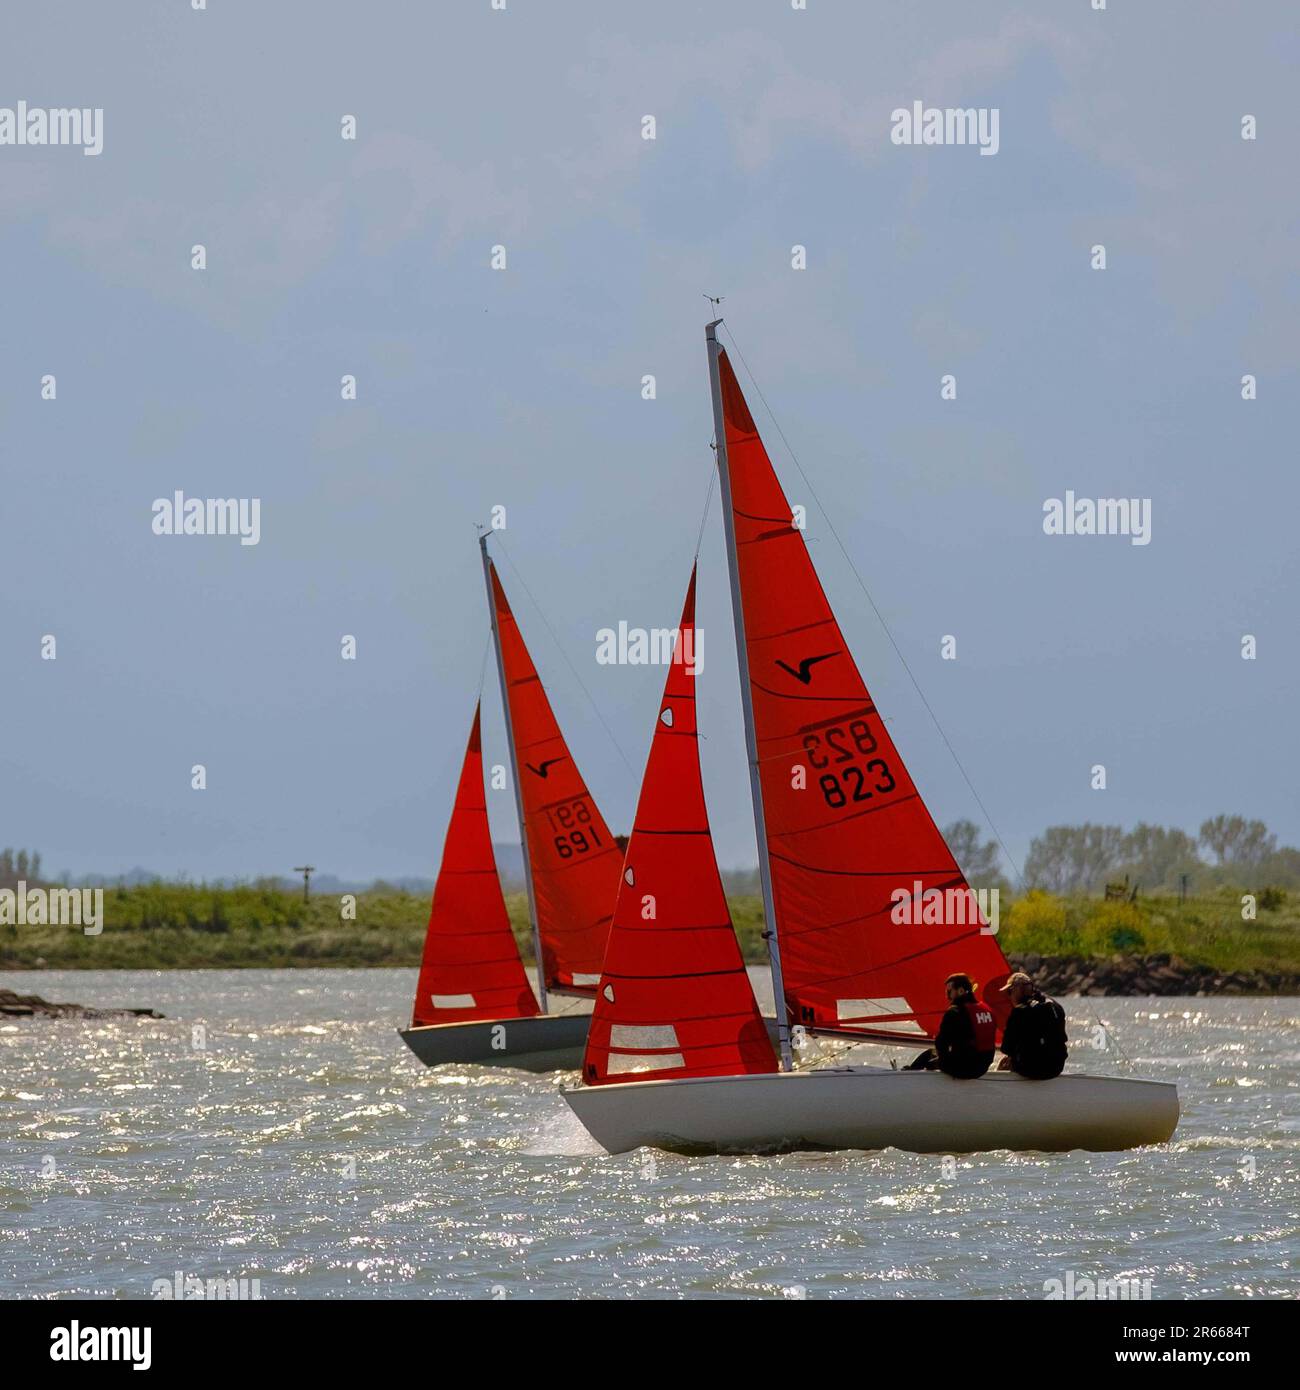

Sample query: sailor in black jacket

[997,971,1068,1079]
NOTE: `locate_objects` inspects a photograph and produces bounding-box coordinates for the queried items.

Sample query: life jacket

[963,999,997,1052]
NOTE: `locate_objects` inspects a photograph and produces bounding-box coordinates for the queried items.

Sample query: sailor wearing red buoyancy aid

[905,973,997,1078]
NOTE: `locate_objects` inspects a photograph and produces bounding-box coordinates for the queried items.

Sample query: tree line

[8,816,1297,900]
[947,816,1298,896]
[0,849,43,887]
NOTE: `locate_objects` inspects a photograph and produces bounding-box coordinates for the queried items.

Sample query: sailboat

[398,536,624,1071]
[562,321,1179,1153]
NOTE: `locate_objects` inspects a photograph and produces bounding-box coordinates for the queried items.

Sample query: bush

[1002,890,1075,955]
[1077,901,1148,955]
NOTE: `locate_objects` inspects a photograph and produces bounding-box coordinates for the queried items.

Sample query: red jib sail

[489,562,621,995]
[582,567,778,1084]
[412,703,541,1027]
[716,346,1012,1042]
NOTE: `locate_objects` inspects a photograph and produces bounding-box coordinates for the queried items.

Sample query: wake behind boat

[562,320,1179,1155]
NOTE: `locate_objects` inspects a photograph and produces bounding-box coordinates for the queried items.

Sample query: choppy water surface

[2,969,1296,1299]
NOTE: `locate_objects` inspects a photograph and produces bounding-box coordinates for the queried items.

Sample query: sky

[3,0,1298,884]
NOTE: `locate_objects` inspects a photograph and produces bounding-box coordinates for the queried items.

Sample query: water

[3,970,1296,1299]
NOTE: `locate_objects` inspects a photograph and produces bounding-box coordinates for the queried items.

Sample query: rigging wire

[718,322,1025,888]
[693,463,717,560]
[489,531,637,778]
[718,323,1135,1068]
[791,1033,905,1072]
[475,630,492,701]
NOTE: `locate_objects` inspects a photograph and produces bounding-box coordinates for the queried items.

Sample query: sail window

[836,998,926,1034]
[607,1025,686,1075]
[608,1051,686,1075]
[610,1023,680,1050]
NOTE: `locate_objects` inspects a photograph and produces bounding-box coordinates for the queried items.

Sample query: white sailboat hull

[562,1066,1179,1155]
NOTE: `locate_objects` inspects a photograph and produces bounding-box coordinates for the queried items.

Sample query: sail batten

[714,345,1013,1039]
[582,568,779,1086]
[411,705,542,1028]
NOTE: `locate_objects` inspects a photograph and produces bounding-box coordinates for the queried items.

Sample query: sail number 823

[801,719,896,809]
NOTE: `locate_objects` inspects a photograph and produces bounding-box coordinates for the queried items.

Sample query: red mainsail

[716,346,1012,1042]
[412,704,541,1027]
[582,567,778,1084]
[489,562,621,995]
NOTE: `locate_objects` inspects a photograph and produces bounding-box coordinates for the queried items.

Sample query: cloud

[912,14,1079,96]
[349,132,532,254]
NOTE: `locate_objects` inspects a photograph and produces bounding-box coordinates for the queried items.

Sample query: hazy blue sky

[4,1,1297,883]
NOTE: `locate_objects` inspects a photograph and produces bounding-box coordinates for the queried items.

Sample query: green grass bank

[1,882,1297,978]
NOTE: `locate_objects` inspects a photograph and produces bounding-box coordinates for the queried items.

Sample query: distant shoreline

[1010,953,1299,997]
[2,885,1296,990]
[3,957,1296,997]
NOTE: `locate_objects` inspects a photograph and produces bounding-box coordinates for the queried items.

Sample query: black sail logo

[526,757,565,779]
[775,652,839,685]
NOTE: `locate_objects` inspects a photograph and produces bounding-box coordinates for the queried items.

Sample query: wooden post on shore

[293,866,315,904]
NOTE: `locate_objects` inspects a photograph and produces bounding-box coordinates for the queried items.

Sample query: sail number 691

[545,798,603,859]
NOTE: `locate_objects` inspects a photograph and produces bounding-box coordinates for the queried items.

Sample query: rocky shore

[0,987,163,1020]
[1010,952,1299,997]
